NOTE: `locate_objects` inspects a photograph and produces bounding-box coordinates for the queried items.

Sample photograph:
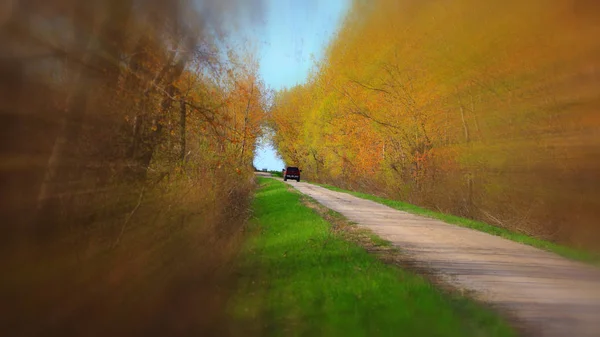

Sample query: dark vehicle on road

[283,167,301,182]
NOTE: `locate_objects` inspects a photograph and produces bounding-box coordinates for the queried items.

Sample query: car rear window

[287,167,299,171]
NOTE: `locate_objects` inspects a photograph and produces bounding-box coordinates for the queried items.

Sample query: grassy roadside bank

[313,182,600,265]
[267,170,283,177]
[228,178,515,337]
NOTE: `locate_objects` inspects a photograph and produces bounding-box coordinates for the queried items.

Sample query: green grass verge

[313,182,600,265]
[228,178,515,337]
[268,170,283,178]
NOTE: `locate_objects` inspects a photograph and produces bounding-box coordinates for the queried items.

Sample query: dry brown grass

[1,172,256,337]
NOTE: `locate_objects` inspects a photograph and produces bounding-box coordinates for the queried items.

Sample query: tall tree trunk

[240,82,254,165]
[456,89,474,215]
[135,59,186,178]
[37,0,133,208]
[470,94,481,138]
[0,1,31,237]
[127,44,177,169]
[457,94,470,143]
[36,3,100,214]
[179,94,187,163]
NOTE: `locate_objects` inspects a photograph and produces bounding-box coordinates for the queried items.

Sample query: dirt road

[282,179,600,337]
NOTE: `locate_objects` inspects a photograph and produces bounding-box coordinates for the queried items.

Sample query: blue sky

[235,0,351,170]
[256,0,350,91]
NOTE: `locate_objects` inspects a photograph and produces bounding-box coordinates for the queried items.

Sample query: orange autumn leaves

[174,54,267,171]
[270,0,600,248]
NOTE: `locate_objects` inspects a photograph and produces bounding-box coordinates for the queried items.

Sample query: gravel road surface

[282,179,600,337]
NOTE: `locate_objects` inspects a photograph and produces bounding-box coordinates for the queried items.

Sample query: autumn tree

[0,1,268,335]
[270,0,600,249]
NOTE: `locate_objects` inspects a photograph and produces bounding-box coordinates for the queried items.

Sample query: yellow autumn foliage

[271,0,600,248]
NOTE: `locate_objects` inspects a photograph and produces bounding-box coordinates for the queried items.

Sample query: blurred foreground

[0,0,266,335]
